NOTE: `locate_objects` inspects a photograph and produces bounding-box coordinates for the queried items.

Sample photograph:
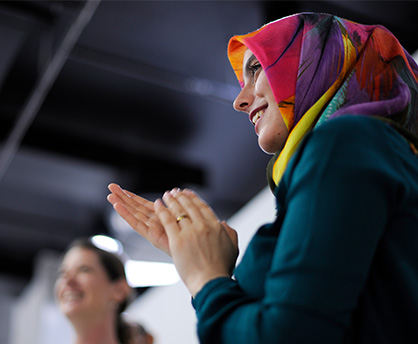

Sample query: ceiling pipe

[0,0,101,182]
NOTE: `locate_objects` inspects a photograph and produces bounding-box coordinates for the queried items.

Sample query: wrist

[187,273,230,297]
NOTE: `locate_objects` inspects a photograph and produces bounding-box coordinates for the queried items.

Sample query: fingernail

[154,199,163,208]
[122,189,131,198]
[163,191,172,199]
[170,188,180,195]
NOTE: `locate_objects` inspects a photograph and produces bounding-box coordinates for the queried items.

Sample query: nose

[58,270,76,285]
[233,84,254,113]
[55,270,76,297]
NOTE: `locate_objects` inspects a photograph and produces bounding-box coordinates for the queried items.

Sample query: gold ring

[176,214,188,222]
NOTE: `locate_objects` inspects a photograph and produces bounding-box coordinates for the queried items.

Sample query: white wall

[8,186,276,344]
[0,275,26,344]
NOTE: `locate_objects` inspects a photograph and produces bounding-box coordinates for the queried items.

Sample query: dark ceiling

[1,0,418,287]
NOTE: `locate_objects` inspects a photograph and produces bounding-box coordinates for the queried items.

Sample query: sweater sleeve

[193,116,409,344]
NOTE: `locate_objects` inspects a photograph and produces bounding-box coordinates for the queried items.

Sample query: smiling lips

[61,290,83,303]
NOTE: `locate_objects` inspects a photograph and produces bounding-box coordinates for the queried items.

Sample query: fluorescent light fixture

[91,234,124,255]
[93,225,179,287]
[125,260,180,287]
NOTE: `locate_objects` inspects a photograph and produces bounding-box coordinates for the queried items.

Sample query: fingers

[162,190,201,224]
[108,183,132,202]
[108,197,146,235]
[107,183,154,235]
[153,188,210,235]
[112,202,142,230]
[162,189,218,225]
[182,189,219,222]
[161,190,191,222]
[108,183,154,215]
[153,199,180,241]
[108,184,154,220]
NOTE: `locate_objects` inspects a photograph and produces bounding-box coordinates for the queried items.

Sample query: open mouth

[251,109,265,124]
[61,290,83,303]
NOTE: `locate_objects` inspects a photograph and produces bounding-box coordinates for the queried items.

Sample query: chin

[59,302,84,318]
[259,137,286,155]
[258,140,277,155]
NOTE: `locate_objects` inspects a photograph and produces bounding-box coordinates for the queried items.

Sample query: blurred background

[1,1,418,343]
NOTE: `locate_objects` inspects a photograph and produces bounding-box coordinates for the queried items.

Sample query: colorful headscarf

[228,13,418,190]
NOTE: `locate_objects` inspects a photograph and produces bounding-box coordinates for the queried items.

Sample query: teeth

[62,291,83,302]
[252,110,263,124]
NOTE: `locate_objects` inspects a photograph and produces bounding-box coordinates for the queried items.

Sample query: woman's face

[233,49,289,154]
[55,247,119,321]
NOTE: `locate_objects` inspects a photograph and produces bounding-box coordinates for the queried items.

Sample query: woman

[55,238,133,344]
[107,13,418,343]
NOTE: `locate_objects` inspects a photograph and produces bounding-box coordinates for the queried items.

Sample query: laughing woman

[107,13,418,343]
[55,238,132,344]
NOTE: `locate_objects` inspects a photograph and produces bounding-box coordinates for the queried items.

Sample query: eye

[79,265,92,273]
[249,62,262,76]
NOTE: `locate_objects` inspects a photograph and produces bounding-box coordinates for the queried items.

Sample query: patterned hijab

[228,13,418,191]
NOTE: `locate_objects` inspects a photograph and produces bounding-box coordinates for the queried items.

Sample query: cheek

[88,278,112,298]
[83,277,100,291]
[254,72,270,95]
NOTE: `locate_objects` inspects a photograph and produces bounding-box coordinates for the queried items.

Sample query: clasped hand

[107,183,239,296]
